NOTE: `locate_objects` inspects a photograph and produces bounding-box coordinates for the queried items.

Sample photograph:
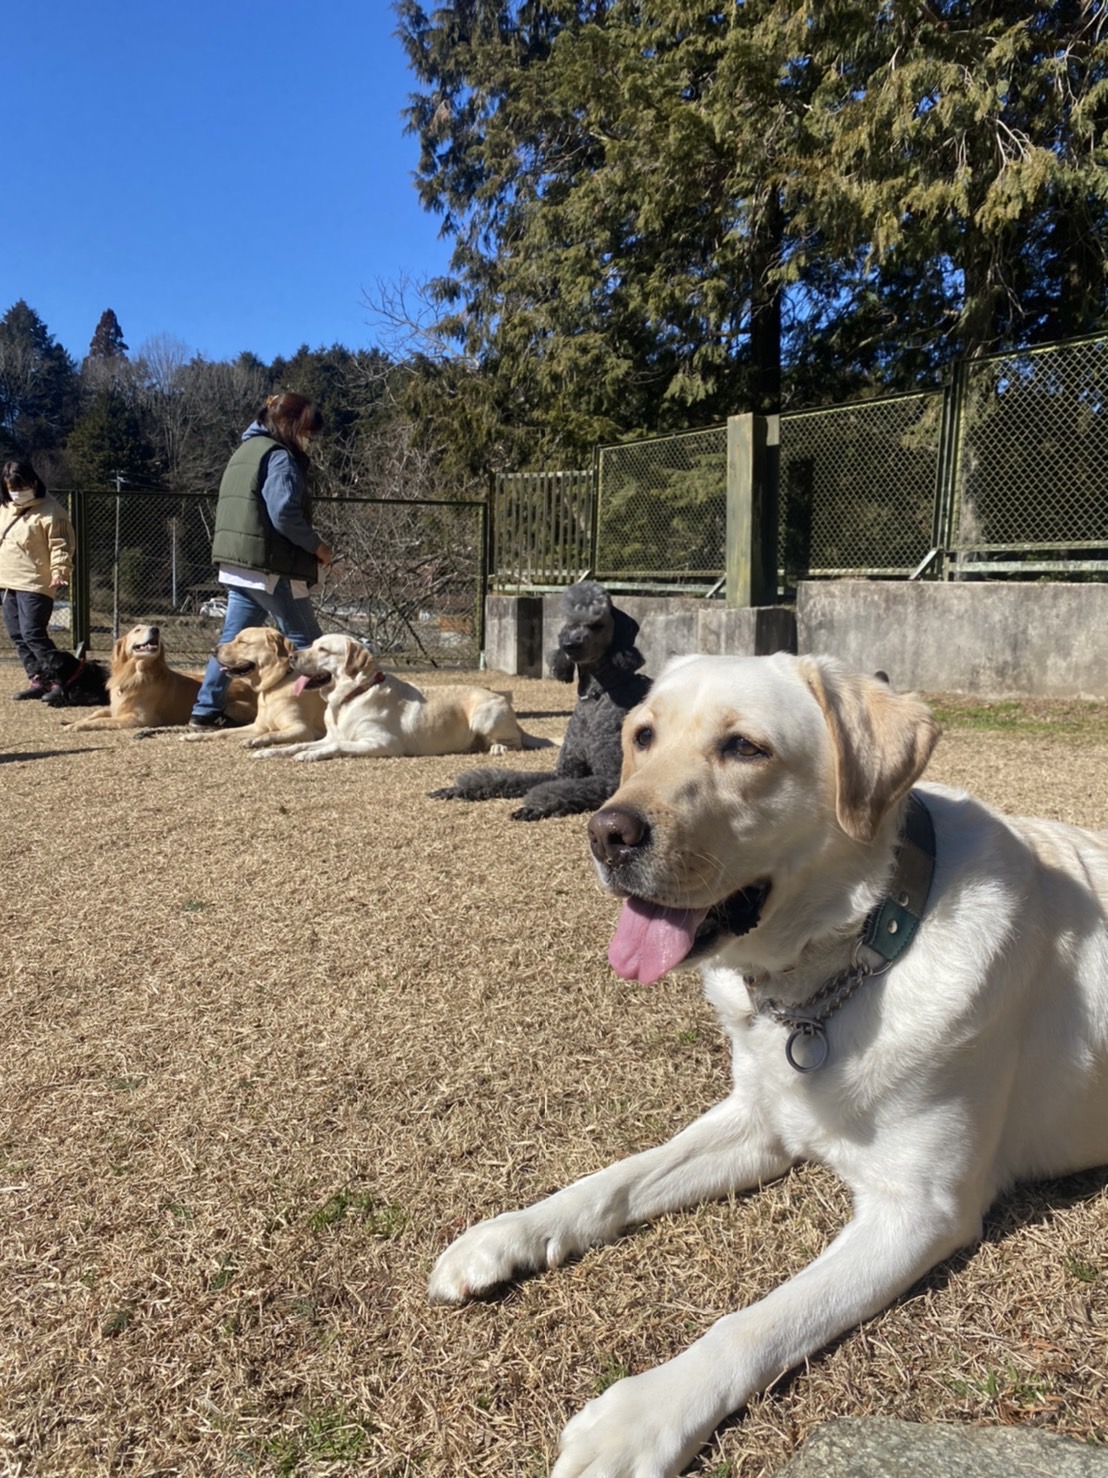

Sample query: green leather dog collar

[753,791,937,1073]
[857,792,936,971]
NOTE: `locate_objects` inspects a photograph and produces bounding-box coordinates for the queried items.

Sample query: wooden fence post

[726,413,779,606]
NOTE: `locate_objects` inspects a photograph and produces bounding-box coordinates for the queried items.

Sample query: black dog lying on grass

[429,580,652,821]
[37,648,111,707]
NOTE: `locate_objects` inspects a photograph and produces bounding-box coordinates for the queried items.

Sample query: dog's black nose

[589,806,649,865]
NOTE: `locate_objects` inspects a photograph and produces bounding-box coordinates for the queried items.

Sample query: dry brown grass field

[2,662,1107,1478]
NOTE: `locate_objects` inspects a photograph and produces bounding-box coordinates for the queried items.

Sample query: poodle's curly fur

[429,581,651,821]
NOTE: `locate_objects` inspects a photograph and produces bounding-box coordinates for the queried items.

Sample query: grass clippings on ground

[1,666,1106,1477]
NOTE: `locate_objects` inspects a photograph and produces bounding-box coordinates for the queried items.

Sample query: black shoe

[13,678,46,700]
[188,711,246,730]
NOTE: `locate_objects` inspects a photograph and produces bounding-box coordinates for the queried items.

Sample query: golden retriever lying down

[257,633,552,763]
[431,652,1108,1477]
[181,626,327,749]
[64,624,255,733]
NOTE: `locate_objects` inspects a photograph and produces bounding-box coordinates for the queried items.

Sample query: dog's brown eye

[720,734,767,761]
[633,725,654,750]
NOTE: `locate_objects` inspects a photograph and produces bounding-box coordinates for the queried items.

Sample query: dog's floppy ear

[609,606,645,674]
[343,639,375,679]
[799,656,940,844]
[549,645,576,683]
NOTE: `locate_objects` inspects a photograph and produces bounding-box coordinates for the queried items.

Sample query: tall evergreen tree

[789,0,1108,359]
[88,308,129,362]
[395,0,1108,465]
[397,0,792,459]
[66,385,156,489]
[0,300,79,458]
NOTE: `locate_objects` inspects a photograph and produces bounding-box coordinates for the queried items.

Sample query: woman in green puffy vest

[190,392,335,729]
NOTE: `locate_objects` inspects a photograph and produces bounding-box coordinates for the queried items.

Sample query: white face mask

[6,486,38,506]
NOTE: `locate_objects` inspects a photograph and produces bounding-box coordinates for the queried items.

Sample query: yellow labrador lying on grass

[431,652,1108,1478]
[258,632,551,763]
[182,626,327,749]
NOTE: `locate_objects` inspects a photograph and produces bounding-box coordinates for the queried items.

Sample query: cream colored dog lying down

[430,652,1108,1478]
[258,632,551,763]
[183,626,327,749]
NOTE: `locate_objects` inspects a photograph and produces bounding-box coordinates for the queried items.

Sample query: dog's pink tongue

[608,898,708,984]
[293,674,310,696]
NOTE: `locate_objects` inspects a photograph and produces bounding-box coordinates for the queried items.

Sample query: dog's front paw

[426,785,460,801]
[429,1211,565,1304]
[552,1365,704,1478]
[510,802,549,822]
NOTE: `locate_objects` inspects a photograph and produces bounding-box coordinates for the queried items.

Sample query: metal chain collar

[751,955,886,1074]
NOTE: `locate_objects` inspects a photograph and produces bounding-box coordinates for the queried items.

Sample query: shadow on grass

[1,747,102,763]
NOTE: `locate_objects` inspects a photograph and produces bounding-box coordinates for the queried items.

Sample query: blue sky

[6,1,455,367]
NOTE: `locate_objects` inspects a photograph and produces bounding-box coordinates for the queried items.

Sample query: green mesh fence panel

[778,393,942,582]
[950,336,1108,572]
[595,426,728,590]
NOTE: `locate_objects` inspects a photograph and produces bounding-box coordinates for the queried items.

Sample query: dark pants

[1,588,57,678]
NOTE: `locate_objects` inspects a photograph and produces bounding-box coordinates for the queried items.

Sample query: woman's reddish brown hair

[256,393,324,462]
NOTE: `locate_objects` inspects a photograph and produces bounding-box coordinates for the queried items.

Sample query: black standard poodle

[37,647,111,707]
[429,580,652,821]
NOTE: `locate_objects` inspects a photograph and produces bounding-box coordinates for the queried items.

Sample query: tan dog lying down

[64,624,254,733]
[257,633,550,763]
[430,652,1108,1478]
[182,626,327,749]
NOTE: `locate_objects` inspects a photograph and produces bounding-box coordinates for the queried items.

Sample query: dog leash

[750,793,936,1074]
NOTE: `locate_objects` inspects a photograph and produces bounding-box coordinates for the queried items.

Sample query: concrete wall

[797,580,1108,698]
[486,581,1108,697]
[486,592,796,678]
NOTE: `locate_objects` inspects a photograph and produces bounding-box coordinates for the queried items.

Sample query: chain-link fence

[594,426,729,592]
[1,490,488,668]
[487,332,1108,594]
[778,392,943,583]
[942,335,1108,575]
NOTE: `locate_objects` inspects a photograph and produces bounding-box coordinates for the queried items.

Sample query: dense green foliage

[5,3,1106,487]
[0,301,79,461]
[397,0,1108,463]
